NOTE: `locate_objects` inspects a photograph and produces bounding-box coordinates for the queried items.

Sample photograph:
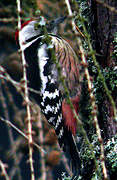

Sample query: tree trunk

[90,0,117,138]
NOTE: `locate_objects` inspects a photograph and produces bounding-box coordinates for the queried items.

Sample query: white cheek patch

[21,36,40,51]
[37,45,49,93]
[20,20,44,50]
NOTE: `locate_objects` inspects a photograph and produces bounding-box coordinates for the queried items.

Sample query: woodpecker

[15,17,81,179]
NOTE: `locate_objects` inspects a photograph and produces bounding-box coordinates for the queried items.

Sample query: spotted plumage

[16,18,81,179]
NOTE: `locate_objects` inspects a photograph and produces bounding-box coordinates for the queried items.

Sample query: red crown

[15,19,32,45]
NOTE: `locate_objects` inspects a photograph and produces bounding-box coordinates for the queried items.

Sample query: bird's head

[15,19,43,48]
[15,16,66,48]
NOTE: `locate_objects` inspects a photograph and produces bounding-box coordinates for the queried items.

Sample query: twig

[64,0,108,179]
[0,66,41,97]
[0,160,9,180]
[37,109,47,180]
[0,17,16,22]
[0,117,46,154]
[45,2,100,178]
[80,39,108,179]
[75,24,85,38]
[0,66,41,96]
[16,0,35,179]
[0,17,33,23]
[0,81,22,179]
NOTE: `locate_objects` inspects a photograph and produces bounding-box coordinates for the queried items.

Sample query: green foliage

[113,32,117,57]
[77,0,90,17]
[60,172,82,180]
[102,68,117,92]
[105,135,117,174]
[80,134,100,175]
[91,165,102,180]
[80,134,117,178]
[79,78,94,134]
[93,67,117,105]
[77,135,117,179]
[75,0,90,34]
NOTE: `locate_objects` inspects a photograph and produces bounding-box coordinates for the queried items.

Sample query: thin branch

[46,1,101,177]
[0,66,41,96]
[0,17,33,23]
[0,17,16,22]
[37,109,47,180]
[51,14,99,180]
[0,160,9,180]
[0,117,46,154]
[16,0,35,179]
[64,0,108,179]
[0,81,22,180]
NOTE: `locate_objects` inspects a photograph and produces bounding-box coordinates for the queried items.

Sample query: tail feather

[57,127,81,179]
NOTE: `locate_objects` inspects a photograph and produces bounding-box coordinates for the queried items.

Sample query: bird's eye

[34,23,46,35]
[34,23,41,30]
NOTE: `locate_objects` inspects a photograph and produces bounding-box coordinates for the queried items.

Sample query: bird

[15,16,81,180]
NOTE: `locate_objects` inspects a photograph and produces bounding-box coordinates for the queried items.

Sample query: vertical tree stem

[16,0,35,179]
[37,108,47,180]
[64,0,108,179]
